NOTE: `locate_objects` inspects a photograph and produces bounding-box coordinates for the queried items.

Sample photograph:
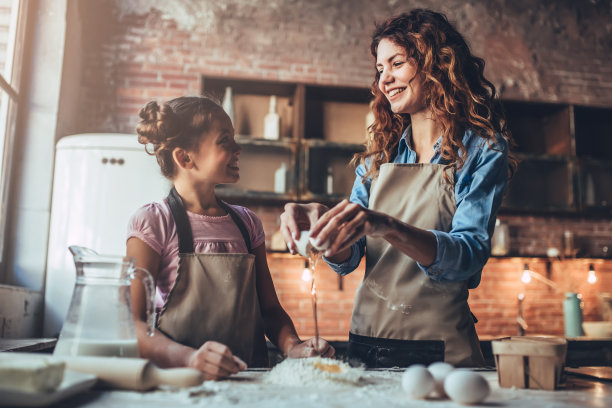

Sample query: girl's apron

[348,163,485,367]
[156,188,269,367]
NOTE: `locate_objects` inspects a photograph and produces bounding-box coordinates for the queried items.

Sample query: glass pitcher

[53,246,155,357]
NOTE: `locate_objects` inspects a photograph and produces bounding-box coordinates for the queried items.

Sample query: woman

[281,9,516,367]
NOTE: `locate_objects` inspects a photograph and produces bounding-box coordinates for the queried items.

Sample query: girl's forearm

[135,320,194,368]
[262,307,301,355]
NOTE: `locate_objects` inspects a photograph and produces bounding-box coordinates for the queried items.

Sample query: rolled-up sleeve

[418,138,508,288]
[325,163,369,275]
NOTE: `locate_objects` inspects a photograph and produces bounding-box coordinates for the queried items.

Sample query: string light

[588,264,597,284]
[521,263,532,284]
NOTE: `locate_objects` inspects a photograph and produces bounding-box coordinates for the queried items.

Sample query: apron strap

[167,187,195,254]
[166,187,252,254]
[217,199,252,253]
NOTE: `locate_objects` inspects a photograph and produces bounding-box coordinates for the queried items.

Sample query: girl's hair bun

[136,101,181,146]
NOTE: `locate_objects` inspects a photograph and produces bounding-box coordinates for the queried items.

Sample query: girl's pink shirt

[126,198,265,310]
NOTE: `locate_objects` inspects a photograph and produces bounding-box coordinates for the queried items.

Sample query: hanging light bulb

[301,260,312,282]
[587,264,597,284]
[521,263,532,284]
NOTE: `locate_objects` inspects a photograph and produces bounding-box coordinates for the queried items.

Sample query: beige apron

[350,163,484,367]
[156,188,269,367]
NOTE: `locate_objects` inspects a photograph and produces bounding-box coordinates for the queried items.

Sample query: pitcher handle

[130,267,156,337]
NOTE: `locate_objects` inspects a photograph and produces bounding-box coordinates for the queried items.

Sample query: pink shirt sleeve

[126,201,173,256]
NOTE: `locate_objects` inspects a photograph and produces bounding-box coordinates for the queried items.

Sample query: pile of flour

[264,357,363,387]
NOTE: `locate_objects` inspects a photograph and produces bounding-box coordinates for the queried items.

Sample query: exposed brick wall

[268,254,612,340]
[501,214,612,258]
[68,0,612,339]
[73,0,612,135]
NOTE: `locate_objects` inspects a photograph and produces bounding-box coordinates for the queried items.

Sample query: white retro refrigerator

[43,134,170,337]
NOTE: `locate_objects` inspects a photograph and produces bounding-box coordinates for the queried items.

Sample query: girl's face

[189,112,241,185]
[376,38,427,115]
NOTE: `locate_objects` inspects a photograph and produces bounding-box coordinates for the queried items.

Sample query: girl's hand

[310,199,394,257]
[286,338,335,358]
[280,202,329,254]
[187,341,247,380]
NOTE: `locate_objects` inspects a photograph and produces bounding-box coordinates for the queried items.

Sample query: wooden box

[491,336,567,390]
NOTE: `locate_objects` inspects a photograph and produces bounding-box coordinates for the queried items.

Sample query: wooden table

[54,369,612,408]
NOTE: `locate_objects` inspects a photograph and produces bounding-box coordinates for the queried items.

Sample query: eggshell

[427,361,454,397]
[295,231,314,257]
[401,365,434,399]
[309,236,330,251]
[444,370,490,405]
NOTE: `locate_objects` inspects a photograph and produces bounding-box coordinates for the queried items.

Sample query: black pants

[347,332,445,368]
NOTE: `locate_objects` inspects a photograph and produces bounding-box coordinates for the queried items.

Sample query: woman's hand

[280,202,329,254]
[286,338,335,358]
[187,341,247,381]
[310,199,394,257]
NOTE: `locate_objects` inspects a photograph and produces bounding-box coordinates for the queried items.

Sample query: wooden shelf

[236,136,297,150]
[204,75,612,216]
[577,159,612,214]
[303,138,365,151]
[574,105,612,161]
[503,100,572,156]
[216,187,296,202]
[502,156,576,212]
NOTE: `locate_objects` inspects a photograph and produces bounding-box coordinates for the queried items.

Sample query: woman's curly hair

[355,9,517,182]
[136,96,225,179]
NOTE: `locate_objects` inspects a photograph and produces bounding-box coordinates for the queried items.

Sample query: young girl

[127,96,333,380]
[281,9,517,367]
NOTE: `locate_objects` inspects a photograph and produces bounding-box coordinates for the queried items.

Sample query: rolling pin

[61,356,204,390]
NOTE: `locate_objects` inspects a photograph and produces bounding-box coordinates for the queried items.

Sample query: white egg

[295,231,314,257]
[444,370,490,405]
[401,365,434,399]
[309,236,330,251]
[427,361,454,397]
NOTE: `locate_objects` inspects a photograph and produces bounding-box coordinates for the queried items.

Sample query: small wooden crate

[491,336,567,390]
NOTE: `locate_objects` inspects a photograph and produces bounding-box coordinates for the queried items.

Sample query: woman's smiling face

[376,38,427,115]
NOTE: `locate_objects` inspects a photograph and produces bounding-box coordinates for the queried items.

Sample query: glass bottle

[326,167,333,195]
[563,292,584,337]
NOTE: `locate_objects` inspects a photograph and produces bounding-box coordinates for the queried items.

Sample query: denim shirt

[326,127,509,289]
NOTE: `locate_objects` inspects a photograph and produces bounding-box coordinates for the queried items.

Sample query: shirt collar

[398,125,443,155]
[398,126,410,155]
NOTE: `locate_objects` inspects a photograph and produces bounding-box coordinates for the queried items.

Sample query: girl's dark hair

[355,9,517,182]
[136,96,225,179]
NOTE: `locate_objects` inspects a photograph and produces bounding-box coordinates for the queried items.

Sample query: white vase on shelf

[274,162,287,193]
[222,86,235,124]
[264,95,280,140]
